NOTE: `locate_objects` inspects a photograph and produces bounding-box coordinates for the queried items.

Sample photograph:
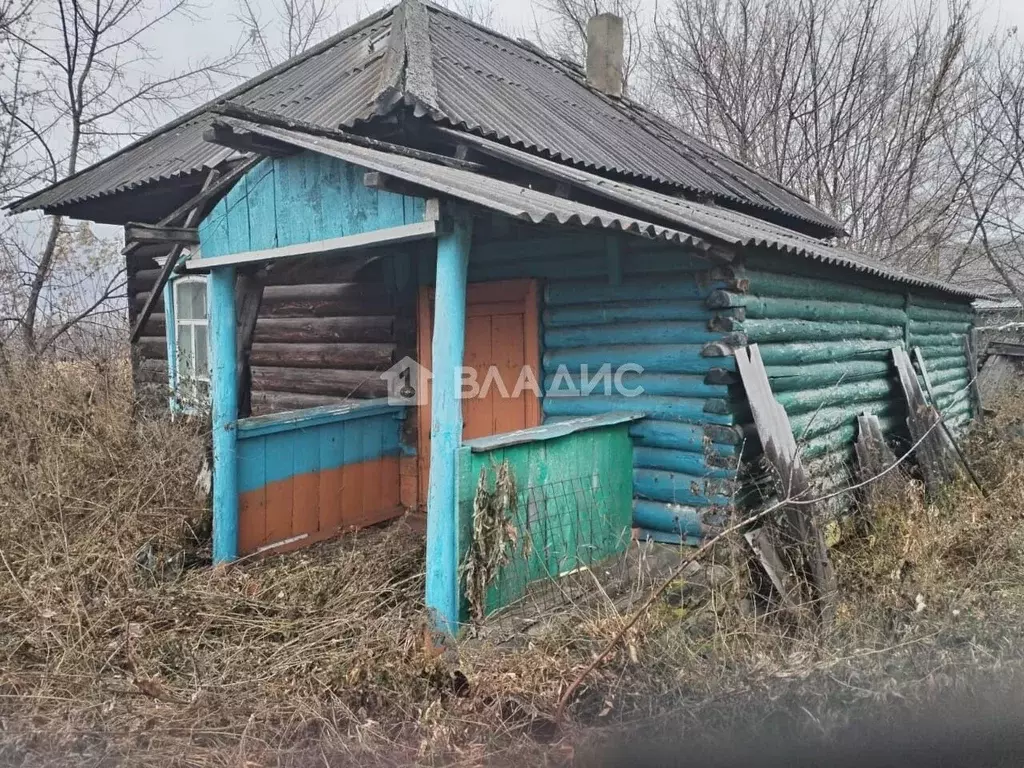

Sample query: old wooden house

[9,1,981,629]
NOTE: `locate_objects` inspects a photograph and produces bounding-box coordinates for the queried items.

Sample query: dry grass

[3,361,1024,766]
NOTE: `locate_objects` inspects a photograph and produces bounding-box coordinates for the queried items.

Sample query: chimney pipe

[586,13,624,99]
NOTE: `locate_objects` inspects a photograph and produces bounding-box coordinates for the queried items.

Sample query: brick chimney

[586,13,624,98]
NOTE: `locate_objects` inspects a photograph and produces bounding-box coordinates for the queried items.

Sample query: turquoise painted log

[928,377,969,400]
[730,319,902,343]
[544,300,719,326]
[543,372,729,399]
[633,446,736,479]
[907,319,972,335]
[706,292,908,326]
[765,360,892,392]
[790,402,898,442]
[755,340,898,366]
[545,321,725,347]
[915,344,966,359]
[545,277,723,305]
[542,394,735,425]
[774,378,895,415]
[798,413,902,461]
[634,468,733,507]
[209,266,239,564]
[907,293,975,313]
[908,332,967,347]
[927,367,970,388]
[544,344,738,373]
[629,420,739,454]
[906,304,975,322]
[743,270,906,307]
[633,501,705,537]
[921,355,968,373]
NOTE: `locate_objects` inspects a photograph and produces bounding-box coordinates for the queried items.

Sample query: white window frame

[171,274,210,411]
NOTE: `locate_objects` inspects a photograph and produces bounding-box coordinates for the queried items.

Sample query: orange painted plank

[524,280,542,429]
[238,485,267,555]
[466,280,530,304]
[341,461,364,528]
[265,475,294,545]
[318,464,344,535]
[292,471,320,539]
[491,312,527,435]
[462,314,494,440]
[380,455,401,511]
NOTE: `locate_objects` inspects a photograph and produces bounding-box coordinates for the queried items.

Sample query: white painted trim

[184,220,439,270]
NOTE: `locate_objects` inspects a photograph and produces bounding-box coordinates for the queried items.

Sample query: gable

[197,153,427,259]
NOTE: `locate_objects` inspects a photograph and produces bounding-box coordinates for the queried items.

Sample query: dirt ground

[2,360,1024,766]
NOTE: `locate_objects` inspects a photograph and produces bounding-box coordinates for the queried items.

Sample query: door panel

[417,280,541,506]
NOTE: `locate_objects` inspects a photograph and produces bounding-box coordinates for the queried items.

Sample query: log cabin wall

[127,242,172,409]
[717,249,977,507]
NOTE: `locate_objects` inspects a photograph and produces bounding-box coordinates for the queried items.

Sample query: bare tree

[236,0,337,69]
[0,0,241,356]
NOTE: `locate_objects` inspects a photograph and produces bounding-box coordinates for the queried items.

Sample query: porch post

[208,265,239,564]
[425,212,472,633]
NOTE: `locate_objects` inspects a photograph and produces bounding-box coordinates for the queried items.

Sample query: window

[173,276,210,407]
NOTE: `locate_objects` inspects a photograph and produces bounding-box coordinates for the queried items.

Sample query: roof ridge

[9,4,397,212]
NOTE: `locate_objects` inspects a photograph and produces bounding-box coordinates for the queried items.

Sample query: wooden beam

[210,102,486,173]
[123,156,261,258]
[123,222,199,252]
[184,220,439,270]
[203,121,297,157]
[130,169,222,343]
[235,269,267,419]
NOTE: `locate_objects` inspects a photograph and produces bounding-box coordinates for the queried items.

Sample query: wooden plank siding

[235,402,406,555]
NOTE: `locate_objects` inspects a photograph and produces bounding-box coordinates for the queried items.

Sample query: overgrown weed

[3,361,1024,765]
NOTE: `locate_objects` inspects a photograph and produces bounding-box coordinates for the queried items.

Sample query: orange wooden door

[417,280,541,505]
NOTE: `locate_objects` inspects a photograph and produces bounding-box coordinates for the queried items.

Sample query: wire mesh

[462,472,637,634]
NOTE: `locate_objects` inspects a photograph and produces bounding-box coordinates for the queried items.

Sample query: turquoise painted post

[426,213,473,634]
[208,266,239,564]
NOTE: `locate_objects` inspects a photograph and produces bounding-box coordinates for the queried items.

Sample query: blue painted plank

[246,160,277,250]
[292,428,321,480]
[199,198,231,258]
[237,400,404,438]
[237,435,267,494]
[317,153,345,239]
[319,422,346,474]
[273,156,307,246]
[263,429,299,486]
[225,175,251,254]
[342,413,364,468]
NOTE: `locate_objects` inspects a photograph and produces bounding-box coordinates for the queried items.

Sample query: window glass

[175,282,193,321]
[194,324,208,376]
[177,327,194,375]
[191,282,207,320]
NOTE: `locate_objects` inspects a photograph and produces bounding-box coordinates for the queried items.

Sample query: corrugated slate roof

[9,0,842,237]
[423,4,841,234]
[229,122,712,250]
[436,127,986,299]
[8,8,395,216]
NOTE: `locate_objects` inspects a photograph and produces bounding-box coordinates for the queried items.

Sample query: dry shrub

[4,360,1024,766]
